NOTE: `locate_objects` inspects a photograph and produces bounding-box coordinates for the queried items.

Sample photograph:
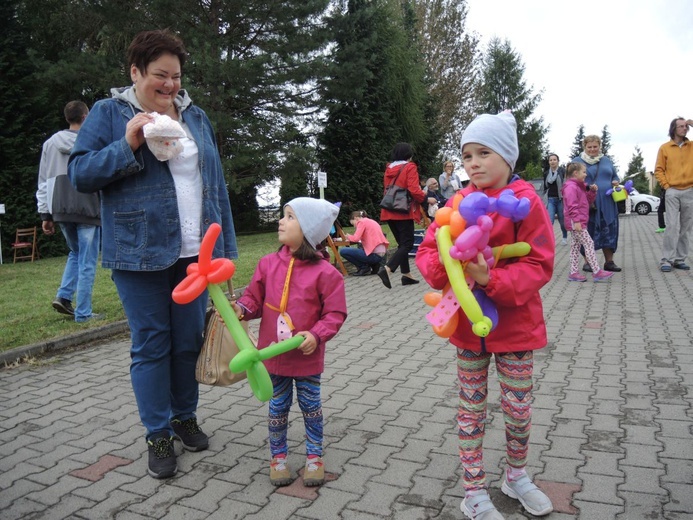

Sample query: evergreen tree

[0,0,70,259]
[623,146,650,194]
[600,125,618,173]
[1,0,334,239]
[477,38,547,174]
[570,124,586,158]
[318,0,436,222]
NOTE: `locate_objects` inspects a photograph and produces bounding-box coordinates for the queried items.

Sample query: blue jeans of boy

[111,257,207,439]
[546,197,567,239]
[56,223,101,322]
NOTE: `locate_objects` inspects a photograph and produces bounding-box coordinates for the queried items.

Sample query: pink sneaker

[593,270,614,282]
[568,273,587,282]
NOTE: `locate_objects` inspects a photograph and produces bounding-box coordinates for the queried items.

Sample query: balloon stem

[208,283,255,352]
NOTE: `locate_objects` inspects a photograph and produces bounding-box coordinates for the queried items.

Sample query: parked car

[617,189,659,215]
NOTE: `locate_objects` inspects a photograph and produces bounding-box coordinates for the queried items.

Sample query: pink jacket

[562,178,596,230]
[237,246,347,376]
[415,178,554,353]
[346,217,389,256]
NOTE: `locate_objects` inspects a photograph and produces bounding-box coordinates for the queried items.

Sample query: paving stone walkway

[1,213,691,519]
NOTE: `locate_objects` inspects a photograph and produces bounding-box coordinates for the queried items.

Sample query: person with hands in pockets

[416,112,554,520]
[233,197,347,488]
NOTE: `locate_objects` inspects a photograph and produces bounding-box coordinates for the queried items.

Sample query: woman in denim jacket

[69,29,237,480]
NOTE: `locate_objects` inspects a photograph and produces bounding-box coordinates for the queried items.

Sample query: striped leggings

[268,374,323,458]
[457,348,534,491]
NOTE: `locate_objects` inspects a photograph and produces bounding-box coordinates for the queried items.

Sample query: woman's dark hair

[127,29,187,74]
[669,117,685,140]
[547,153,559,161]
[391,142,413,162]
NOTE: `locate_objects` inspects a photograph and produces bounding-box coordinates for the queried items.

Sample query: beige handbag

[195,282,255,386]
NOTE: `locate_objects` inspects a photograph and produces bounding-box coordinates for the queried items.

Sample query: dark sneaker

[147,434,177,479]
[171,418,209,452]
[353,266,371,276]
[582,263,592,273]
[673,262,691,270]
[603,261,622,272]
[52,298,74,316]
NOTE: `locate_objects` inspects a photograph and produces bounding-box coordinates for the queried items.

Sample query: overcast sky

[464,0,693,174]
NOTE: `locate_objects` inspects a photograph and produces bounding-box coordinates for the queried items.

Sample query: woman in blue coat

[573,135,621,272]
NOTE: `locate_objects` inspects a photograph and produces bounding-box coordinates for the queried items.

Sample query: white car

[618,189,660,215]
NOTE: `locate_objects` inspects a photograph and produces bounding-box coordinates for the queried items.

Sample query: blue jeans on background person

[56,223,101,322]
[546,197,568,240]
[112,257,207,440]
[339,247,384,270]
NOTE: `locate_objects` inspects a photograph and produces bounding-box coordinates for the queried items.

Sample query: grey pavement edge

[0,213,692,520]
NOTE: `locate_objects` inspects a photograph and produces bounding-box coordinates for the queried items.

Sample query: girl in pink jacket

[233,198,347,488]
[562,162,614,282]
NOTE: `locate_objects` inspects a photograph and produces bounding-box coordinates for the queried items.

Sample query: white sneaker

[501,472,553,516]
[461,491,505,519]
[561,238,567,245]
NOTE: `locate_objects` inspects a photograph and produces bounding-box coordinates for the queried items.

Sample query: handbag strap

[384,165,407,190]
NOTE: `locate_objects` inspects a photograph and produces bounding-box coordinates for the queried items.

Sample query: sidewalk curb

[1,320,130,366]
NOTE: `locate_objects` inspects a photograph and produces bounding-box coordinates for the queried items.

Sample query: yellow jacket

[654,139,693,190]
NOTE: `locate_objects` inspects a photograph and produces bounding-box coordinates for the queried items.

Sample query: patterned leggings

[457,348,534,492]
[570,228,600,274]
[268,374,323,458]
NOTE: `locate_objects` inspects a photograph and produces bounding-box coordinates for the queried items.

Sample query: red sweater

[415,178,554,353]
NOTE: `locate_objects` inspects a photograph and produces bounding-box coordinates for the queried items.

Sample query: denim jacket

[68,88,237,271]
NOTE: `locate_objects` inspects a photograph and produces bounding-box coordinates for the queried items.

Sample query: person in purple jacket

[233,197,347,488]
[562,162,615,282]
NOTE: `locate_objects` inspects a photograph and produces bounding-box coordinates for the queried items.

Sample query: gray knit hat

[285,197,340,249]
[460,111,519,171]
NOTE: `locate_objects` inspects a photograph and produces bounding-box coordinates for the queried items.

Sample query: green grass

[0,230,290,352]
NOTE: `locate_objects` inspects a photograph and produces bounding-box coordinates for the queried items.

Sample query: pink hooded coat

[237,246,347,377]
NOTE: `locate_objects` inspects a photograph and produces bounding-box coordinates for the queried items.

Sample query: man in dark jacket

[36,101,102,321]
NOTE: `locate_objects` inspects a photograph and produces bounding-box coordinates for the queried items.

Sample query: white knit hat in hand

[143,112,187,161]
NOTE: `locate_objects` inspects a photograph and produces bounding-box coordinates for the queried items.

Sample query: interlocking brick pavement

[1,213,692,519]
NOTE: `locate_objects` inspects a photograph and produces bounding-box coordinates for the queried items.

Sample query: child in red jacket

[562,162,615,282]
[415,112,554,519]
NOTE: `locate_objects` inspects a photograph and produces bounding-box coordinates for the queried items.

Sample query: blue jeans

[339,247,384,270]
[56,223,101,322]
[111,257,208,439]
[546,197,567,239]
